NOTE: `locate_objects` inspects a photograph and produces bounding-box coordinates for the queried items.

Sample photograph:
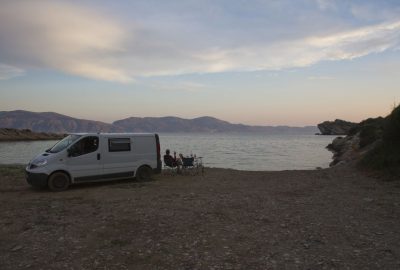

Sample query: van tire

[48,172,70,191]
[136,166,152,181]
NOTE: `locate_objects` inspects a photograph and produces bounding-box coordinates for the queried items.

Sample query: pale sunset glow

[0,0,399,125]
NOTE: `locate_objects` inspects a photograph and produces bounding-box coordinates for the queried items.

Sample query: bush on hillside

[360,105,400,175]
[350,117,384,147]
[359,124,382,148]
[383,105,400,144]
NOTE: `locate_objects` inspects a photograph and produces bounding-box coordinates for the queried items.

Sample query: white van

[25,133,162,191]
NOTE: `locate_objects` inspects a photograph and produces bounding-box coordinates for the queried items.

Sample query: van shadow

[69,177,155,191]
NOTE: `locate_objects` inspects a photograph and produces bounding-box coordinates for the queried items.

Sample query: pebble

[11,245,23,252]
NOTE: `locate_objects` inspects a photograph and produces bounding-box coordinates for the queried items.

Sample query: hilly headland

[0,110,317,134]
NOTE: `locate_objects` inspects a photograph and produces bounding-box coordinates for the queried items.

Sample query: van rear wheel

[48,172,70,191]
[136,166,152,181]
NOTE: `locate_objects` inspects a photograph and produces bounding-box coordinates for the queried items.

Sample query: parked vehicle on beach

[25,133,162,191]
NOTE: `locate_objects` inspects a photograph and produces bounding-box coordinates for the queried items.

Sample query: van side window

[108,138,131,152]
[70,136,99,157]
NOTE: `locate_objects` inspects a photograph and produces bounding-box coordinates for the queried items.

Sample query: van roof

[69,133,156,137]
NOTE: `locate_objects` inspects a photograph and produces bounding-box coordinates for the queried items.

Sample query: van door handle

[97,153,101,160]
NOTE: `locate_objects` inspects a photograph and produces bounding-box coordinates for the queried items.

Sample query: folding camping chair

[180,155,204,175]
[163,155,179,175]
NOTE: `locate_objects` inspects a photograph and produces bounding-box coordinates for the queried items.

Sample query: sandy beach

[0,165,399,269]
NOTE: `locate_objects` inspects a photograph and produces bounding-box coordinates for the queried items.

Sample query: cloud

[0,1,399,82]
[350,2,400,22]
[304,20,400,59]
[315,0,337,11]
[112,17,400,77]
[183,20,400,74]
[145,81,207,93]
[0,1,132,82]
[0,64,24,80]
[307,76,334,80]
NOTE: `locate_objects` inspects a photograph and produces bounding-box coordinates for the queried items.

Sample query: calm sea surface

[0,133,335,171]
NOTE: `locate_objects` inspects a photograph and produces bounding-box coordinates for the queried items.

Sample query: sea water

[0,133,336,171]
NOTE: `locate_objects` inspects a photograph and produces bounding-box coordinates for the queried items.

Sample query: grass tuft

[0,165,25,177]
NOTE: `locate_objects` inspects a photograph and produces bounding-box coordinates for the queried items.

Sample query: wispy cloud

[315,0,337,11]
[0,64,24,80]
[308,76,334,80]
[141,20,400,75]
[145,81,207,93]
[0,1,132,82]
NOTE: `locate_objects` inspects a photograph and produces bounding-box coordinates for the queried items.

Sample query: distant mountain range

[0,110,318,134]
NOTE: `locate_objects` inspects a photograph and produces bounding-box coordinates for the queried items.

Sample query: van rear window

[108,138,131,152]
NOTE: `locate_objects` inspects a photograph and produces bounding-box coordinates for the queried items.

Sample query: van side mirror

[67,148,74,157]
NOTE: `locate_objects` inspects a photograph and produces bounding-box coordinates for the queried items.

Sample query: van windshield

[48,135,81,153]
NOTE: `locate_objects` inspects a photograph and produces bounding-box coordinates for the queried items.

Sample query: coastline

[0,128,64,142]
[1,165,399,269]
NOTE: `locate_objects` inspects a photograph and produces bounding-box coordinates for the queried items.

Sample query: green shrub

[0,165,25,177]
[348,117,385,146]
[360,105,400,174]
[383,105,400,144]
[361,142,399,169]
[359,125,381,148]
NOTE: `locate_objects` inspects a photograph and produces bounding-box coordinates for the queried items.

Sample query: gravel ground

[0,165,400,269]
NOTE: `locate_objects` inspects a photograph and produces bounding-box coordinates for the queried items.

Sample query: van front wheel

[136,166,152,181]
[48,172,70,191]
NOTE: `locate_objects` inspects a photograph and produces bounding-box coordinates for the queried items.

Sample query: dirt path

[0,165,399,269]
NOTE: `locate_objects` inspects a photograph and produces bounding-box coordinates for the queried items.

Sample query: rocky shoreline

[325,116,387,168]
[0,128,64,141]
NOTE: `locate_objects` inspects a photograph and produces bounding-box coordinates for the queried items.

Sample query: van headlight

[35,159,48,167]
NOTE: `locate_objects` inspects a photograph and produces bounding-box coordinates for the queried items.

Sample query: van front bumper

[25,170,48,188]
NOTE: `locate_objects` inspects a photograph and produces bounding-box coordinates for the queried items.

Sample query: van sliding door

[101,137,135,178]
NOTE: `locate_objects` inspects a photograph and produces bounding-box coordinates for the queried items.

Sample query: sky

[0,0,399,126]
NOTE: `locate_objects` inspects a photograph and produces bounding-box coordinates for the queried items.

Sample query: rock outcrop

[326,117,386,167]
[317,119,357,135]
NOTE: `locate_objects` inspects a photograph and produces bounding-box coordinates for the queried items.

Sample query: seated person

[163,149,180,167]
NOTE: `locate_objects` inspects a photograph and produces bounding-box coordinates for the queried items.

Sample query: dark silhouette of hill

[113,116,244,132]
[0,110,121,133]
[113,116,317,134]
[0,110,318,134]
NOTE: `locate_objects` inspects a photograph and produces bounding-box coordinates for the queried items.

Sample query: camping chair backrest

[182,157,194,167]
